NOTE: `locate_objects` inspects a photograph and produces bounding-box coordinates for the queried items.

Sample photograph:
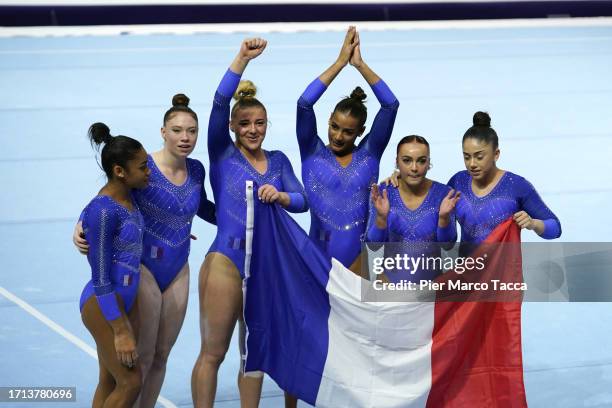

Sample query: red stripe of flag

[427,218,527,408]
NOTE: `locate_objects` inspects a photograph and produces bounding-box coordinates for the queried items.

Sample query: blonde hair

[231,80,265,119]
[233,80,257,100]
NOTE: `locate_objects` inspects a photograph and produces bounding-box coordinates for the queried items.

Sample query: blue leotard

[365,182,457,282]
[207,69,308,278]
[448,170,561,255]
[79,195,144,321]
[135,155,216,291]
[297,77,399,267]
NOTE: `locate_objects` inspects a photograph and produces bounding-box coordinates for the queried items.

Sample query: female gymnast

[74,95,216,408]
[384,112,561,249]
[79,122,149,408]
[448,111,561,253]
[190,38,308,408]
[367,135,459,283]
[289,25,398,407]
[296,26,399,275]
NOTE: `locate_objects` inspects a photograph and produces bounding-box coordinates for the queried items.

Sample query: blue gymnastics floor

[1,20,612,407]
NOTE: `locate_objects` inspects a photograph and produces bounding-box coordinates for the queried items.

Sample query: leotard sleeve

[518,178,562,239]
[278,152,308,213]
[84,199,121,321]
[359,79,399,160]
[193,161,217,224]
[436,213,457,249]
[209,69,242,162]
[296,77,327,160]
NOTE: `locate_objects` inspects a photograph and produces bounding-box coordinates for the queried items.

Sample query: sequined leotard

[79,195,144,320]
[208,69,308,278]
[79,157,216,292]
[365,182,457,282]
[136,155,216,291]
[448,170,561,255]
[296,77,399,267]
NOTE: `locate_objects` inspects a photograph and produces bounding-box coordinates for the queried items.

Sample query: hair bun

[172,93,190,107]
[234,80,257,101]
[349,86,367,102]
[88,122,113,146]
[473,111,491,127]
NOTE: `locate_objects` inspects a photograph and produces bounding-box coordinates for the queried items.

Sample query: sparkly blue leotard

[79,195,144,321]
[297,77,399,267]
[448,170,561,255]
[366,182,457,282]
[135,155,216,291]
[207,69,308,278]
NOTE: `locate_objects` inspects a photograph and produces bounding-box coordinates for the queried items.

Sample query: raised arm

[209,38,267,161]
[297,26,359,159]
[351,31,400,159]
[296,78,325,160]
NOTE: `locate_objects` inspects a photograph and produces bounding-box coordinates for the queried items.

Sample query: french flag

[243,182,526,407]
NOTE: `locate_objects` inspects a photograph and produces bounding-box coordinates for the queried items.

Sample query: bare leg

[237,319,263,408]
[284,393,298,408]
[81,296,141,408]
[349,253,367,279]
[191,252,244,408]
[92,359,115,408]
[138,263,190,408]
[134,265,162,408]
